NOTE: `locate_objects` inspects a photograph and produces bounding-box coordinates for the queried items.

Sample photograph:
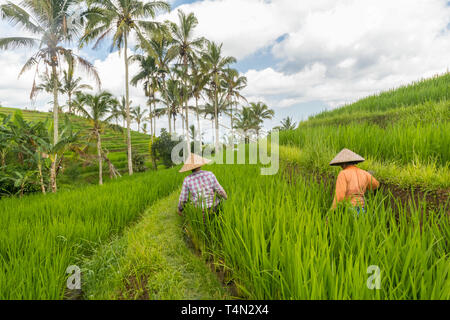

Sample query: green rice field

[0,74,448,300]
[184,164,449,299]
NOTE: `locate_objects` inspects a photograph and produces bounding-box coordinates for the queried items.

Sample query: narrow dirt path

[81,192,230,300]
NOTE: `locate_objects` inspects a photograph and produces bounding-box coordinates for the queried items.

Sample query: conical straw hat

[179,154,212,173]
[329,148,365,166]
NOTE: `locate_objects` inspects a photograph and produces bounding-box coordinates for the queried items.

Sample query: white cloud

[159,0,306,59]
[243,63,327,97]
[158,0,450,114]
[0,50,51,111]
[245,0,450,110]
[1,0,449,133]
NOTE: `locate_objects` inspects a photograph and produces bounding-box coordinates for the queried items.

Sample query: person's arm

[212,174,227,200]
[367,172,380,191]
[332,172,347,210]
[178,180,189,215]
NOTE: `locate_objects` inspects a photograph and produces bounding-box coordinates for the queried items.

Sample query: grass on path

[82,192,229,300]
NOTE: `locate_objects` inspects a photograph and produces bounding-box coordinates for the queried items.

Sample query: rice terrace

[0,0,449,305]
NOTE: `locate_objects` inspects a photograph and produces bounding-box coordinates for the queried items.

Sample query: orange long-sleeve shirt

[332,166,380,209]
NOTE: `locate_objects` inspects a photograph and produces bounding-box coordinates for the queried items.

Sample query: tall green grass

[278,99,449,191]
[304,100,449,128]
[280,119,449,167]
[184,164,449,299]
[0,168,183,300]
[313,73,450,118]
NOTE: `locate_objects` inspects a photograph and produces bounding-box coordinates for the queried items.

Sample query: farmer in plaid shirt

[178,154,227,215]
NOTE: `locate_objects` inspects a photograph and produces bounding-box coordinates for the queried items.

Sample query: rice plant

[184,164,450,300]
[0,168,183,299]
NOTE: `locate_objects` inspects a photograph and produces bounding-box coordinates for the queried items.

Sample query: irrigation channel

[77,162,449,300]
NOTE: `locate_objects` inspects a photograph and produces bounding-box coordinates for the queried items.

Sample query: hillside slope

[279,73,449,201]
[0,106,152,183]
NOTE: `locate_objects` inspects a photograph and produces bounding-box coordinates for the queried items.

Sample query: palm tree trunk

[211,119,214,143]
[183,58,190,154]
[162,76,172,135]
[68,92,72,114]
[50,160,57,193]
[230,99,234,146]
[181,113,184,136]
[174,115,177,134]
[150,112,153,137]
[149,98,153,139]
[214,86,220,151]
[185,100,190,152]
[153,100,157,137]
[196,97,201,145]
[97,130,103,185]
[124,32,133,176]
[51,64,59,193]
[37,159,46,195]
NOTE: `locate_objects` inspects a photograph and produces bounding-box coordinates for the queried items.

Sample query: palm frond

[0,37,38,50]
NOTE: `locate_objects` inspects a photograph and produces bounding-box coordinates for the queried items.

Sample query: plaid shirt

[178,170,227,212]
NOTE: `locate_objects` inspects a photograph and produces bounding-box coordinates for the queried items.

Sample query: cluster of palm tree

[274,117,298,131]
[0,0,276,192]
[233,102,275,143]
[127,9,254,153]
[0,0,101,191]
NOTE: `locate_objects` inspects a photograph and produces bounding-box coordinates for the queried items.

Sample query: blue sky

[0,0,449,138]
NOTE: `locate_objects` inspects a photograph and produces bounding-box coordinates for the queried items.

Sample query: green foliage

[0,168,183,299]
[151,129,182,168]
[81,192,227,300]
[278,76,450,192]
[0,110,71,197]
[280,119,449,167]
[132,149,147,173]
[0,106,152,184]
[184,164,449,299]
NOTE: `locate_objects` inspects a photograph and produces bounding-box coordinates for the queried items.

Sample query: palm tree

[137,27,177,136]
[201,41,237,151]
[33,72,64,102]
[118,96,130,128]
[110,103,122,127]
[130,54,159,138]
[202,93,232,145]
[131,106,147,133]
[233,107,259,144]
[249,102,275,137]
[169,10,205,148]
[157,79,183,135]
[275,117,297,131]
[222,68,247,143]
[0,0,101,192]
[81,0,170,175]
[74,91,118,185]
[190,60,209,143]
[62,56,93,114]
[142,123,148,135]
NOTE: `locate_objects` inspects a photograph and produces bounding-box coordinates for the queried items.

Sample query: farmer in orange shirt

[330,149,380,214]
